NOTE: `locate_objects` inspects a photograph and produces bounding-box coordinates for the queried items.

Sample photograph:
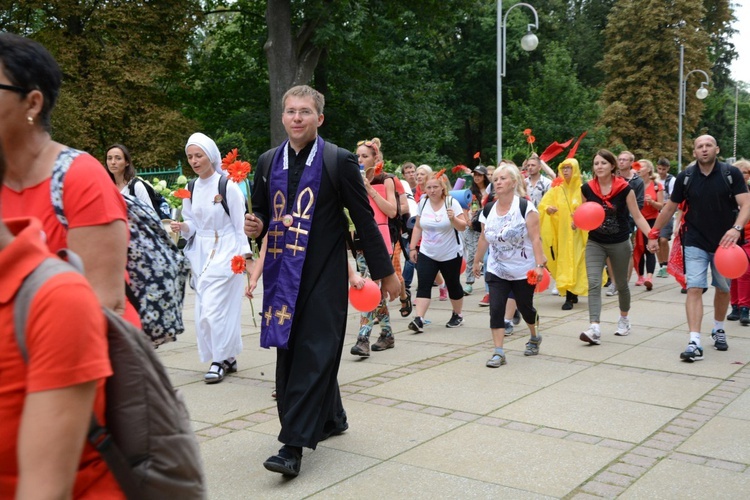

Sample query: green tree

[599,0,712,162]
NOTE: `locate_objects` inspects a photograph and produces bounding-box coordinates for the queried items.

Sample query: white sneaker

[605,283,618,296]
[580,324,601,345]
[615,316,631,336]
[550,287,559,296]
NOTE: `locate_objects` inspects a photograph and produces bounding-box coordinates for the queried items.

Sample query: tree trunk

[264,0,324,147]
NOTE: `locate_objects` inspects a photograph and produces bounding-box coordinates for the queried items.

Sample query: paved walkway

[157,273,750,499]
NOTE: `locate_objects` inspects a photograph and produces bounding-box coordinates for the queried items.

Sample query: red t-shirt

[0,218,123,499]
[641,181,662,220]
[1,151,140,327]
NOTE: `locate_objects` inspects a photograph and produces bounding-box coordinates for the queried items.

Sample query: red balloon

[535,268,551,293]
[349,279,382,312]
[714,244,749,279]
[573,202,605,231]
[461,258,467,274]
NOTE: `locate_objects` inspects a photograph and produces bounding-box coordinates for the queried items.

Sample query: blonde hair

[637,159,657,181]
[493,162,527,198]
[282,85,325,115]
[357,138,383,163]
[735,159,750,176]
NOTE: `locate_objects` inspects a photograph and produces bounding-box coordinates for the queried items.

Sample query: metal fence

[137,161,184,186]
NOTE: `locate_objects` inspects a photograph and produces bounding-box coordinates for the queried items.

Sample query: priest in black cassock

[245,85,399,477]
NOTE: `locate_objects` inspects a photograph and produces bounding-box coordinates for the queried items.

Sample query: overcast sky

[730,2,749,84]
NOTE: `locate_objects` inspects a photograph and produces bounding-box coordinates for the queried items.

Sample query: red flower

[527,135,536,144]
[374,161,384,175]
[631,161,642,172]
[527,269,539,285]
[227,160,252,183]
[173,188,191,199]
[473,151,481,159]
[523,128,532,136]
[222,148,239,170]
[434,168,446,179]
[452,164,471,175]
[551,176,564,187]
[231,255,246,274]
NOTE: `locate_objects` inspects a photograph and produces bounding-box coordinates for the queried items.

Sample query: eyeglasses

[0,83,26,94]
[284,108,314,117]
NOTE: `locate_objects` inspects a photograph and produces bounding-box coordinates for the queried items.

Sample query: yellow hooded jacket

[538,158,589,296]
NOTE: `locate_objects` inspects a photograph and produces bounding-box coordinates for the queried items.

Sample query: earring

[27,116,34,126]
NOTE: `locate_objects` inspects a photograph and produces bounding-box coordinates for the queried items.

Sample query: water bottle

[360,164,366,181]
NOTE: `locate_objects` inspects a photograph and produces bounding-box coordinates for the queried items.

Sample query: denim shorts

[684,245,731,292]
[659,218,673,240]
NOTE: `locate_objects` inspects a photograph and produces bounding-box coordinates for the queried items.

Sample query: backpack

[129,177,171,219]
[187,175,230,216]
[50,148,189,347]
[418,195,464,246]
[682,162,734,202]
[14,251,206,500]
[480,197,529,222]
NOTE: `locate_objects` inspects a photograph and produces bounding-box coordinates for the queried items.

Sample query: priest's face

[282,95,324,149]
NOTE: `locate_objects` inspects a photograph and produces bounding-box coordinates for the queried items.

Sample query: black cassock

[253,139,393,448]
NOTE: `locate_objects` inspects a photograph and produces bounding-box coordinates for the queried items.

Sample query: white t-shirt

[417,196,464,262]
[121,179,156,212]
[479,196,538,280]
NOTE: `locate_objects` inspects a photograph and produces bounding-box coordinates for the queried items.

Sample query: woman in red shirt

[633,160,664,290]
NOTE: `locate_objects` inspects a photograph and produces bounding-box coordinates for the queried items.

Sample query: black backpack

[480,197,529,222]
[14,251,206,500]
[129,178,171,220]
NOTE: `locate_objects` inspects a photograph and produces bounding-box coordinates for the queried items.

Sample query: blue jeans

[684,246,731,292]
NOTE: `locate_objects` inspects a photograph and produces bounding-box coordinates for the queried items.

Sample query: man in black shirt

[648,135,750,362]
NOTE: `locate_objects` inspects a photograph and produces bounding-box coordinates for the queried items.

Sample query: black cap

[473,165,488,175]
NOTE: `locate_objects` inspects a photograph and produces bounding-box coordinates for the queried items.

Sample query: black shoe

[321,421,349,441]
[728,305,740,321]
[561,301,574,310]
[263,446,302,477]
[741,307,750,326]
[223,359,238,373]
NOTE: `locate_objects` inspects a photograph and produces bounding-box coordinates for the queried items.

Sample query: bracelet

[536,264,545,268]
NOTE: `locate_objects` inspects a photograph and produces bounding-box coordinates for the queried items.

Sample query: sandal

[400,290,413,317]
[204,362,225,384]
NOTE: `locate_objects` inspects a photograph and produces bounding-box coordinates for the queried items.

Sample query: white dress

[182,171,250,363]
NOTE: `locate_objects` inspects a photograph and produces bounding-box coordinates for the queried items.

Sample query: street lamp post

[498,2,539,160]
[677,44,710,171]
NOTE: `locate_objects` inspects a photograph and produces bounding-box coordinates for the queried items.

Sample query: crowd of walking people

[3,31,750,494]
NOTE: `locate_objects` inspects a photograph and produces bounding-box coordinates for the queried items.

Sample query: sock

[713,320,724,332]
[689,332,701,345]
[494,347,505,356]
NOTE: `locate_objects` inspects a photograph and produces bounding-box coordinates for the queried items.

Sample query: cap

[473,165,488,176]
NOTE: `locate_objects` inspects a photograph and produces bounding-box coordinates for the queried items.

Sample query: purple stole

[260,137,324,349]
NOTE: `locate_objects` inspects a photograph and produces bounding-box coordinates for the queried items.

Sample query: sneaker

[439,286,448,301]
[408,316,424,333]
[446,312,464,328]
[512,309,521,325]
[615,316,631,336]
[580,325,601,345]
[657,267,668,278]
[486,353,507,368]
[504,320,514,336]
[635,276,645,286]
[423,318,432,325]
[681,287,687,294]
[371,333,395,351]
[350,336,370,357]
[478,293,490,307]
[727,304,740,321]
[680,342,704,362]
[606,283,618,296]
[524,335,542,356]
[550,287,559,296]
[711,329,728,351]
[463,284,473,296]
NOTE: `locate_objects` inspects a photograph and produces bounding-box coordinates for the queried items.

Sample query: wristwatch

[733,225,743,232]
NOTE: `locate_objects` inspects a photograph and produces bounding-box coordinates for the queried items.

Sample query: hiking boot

[711,329,728,351]
[727,304,740,321]
[741,307,750,326]
[463,284,473,296]
[606,283,618,296]
[615,316,631,336]
[478,293,490,307]
[446,312,464,328]
[486,353,507,368]
[350,336,370,357]
[524,335,542,356]
[504,320,514,335]
[512,309,521,325]
[408,316,424,333]
[371,333,395,351]
[439,286,448,301]
[680,342,704,362]
[657,267,668,278]
[580,325,601,345]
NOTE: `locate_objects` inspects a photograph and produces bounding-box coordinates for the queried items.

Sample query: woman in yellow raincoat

[538,158,589,309]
